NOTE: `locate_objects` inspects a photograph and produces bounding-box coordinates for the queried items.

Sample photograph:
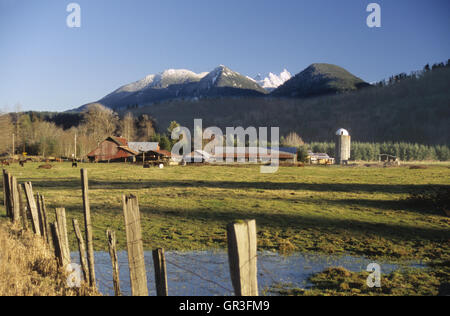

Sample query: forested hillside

[1,62,448,159]
[129,64,450,145]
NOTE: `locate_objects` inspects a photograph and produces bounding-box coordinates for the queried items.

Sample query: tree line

[298,142,450,162]
[375,59,450,87]
[1,103,449,161]
[0,104,160,158]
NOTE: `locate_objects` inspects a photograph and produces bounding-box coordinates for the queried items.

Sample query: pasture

[1,162,449,264]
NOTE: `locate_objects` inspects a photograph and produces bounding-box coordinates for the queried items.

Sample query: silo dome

[336,128,349,136]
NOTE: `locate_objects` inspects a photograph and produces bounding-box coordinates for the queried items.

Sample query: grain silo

[335,128,351,165]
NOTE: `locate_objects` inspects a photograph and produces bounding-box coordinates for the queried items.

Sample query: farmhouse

[307,151,335,165]
[87,136,138,162]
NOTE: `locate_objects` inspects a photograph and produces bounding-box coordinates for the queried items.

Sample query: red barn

[87,136,138,162]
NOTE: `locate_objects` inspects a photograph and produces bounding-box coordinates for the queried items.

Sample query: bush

[297,145,309,163]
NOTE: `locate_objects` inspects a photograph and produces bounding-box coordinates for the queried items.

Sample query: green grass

[269,263,450,296]
[1,162,449,263]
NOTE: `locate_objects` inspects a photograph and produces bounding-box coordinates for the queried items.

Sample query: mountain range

[32,60,450,145]
[76,63,370,111]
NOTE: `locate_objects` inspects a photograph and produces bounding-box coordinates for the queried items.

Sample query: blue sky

[0,0,449,112]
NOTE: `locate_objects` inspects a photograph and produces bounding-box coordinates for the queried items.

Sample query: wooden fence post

[23,182,41,236]
[123,194,148,296]
[50,222,63,266]
[152,248,168,296]
[107,229,121,296]
[11,176,21,223]
[39,195,50,244]
[227,219,258,296]
[2,169,6,208]
[81,169,96,288]
[73,219,90,285]
[3,170,12,219]
[55,208,71,268]
[36,193,47,240]
[18,181,28,231]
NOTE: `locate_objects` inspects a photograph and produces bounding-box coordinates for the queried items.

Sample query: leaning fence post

[227,219,258,296]
[40,195,50,244]
[18,181,28,231]
[8,173,14,219]
[123,194,148,296]
[81,169,96,288]
[152,248,168,296]
[36,193,47,241]
[107,229,121,296]
[3,170,12,218]
[11,176,21,223]
[50,222,63,266]
[55,208,71,268]
[2,169,6,208]
[73,219,90,285]
[23,182,41,236]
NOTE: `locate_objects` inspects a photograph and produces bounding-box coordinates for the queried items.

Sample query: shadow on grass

[15,178,450,195]
[307,198,445,216]
[138,205,450,242]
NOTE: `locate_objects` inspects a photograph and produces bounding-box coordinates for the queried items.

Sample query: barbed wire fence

[3,168,332,297]
[71,248,294,296]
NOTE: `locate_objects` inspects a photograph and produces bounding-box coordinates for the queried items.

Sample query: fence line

[2,169,264,297]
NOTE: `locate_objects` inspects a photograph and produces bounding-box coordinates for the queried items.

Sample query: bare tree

[82,103,119,144]
[137,114,155,141]
[120,112,136,141]
[281,132,304,147]
[0,112,13,155]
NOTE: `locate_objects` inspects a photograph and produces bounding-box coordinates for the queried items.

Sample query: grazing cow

[38,164,52,169]
[1,161,9,166]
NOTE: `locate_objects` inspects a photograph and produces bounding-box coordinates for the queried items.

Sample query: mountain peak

[272,63,370,97]
[197,65,267,94]
[253,69,292,91]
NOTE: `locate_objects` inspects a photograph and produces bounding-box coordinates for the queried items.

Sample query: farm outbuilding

[136,149,180,166]
[184,148,297,164]
[307,151,335,165]
[87,136,138,162]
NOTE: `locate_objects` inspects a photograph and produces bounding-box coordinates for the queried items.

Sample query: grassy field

[1,162,448,262]
[1,162,449,295]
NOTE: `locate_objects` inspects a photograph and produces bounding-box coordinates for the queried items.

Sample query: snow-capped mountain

[251,69,292,91]
[77,65,268,111]
[110,69,208,95]
[196,65,267,93]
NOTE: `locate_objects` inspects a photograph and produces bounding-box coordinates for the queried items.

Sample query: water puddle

[71,251,422,296]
